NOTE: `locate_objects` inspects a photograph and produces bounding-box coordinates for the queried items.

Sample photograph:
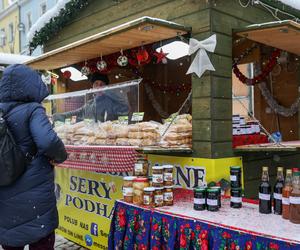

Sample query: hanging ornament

[62,70,71,79]
[41,72,52,85]
[136,47,149,64]
[81,62,91,76]
[154,48,168,64]
[96,59,107,71]
[117,50,128,67]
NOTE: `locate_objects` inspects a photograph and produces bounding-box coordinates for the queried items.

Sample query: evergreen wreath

[29,0,89,52]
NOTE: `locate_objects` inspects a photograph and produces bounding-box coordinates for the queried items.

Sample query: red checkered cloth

[233,134,269,148]
[57,145,138,172]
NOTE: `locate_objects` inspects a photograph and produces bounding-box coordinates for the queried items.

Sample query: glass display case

[44,79,192,149]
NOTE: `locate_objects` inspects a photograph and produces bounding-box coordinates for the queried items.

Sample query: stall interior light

[156,41,189,60]
[60,67,88,82]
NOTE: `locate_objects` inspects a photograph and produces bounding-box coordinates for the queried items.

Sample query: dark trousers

[1,232,55,250]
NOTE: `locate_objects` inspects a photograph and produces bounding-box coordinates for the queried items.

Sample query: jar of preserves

[207,189,219,212]
[194,187,206,211]
[143,187,155,207]
[123,176,136,203]
[154,187,164,207]
[133,177,149,205]
[230,188,242,208]
[152,166,164,187]
[230,166,241,188]
[163,165,174,186]
[134,154,148,176]
[163,186,174,206]
[211,186,221,208]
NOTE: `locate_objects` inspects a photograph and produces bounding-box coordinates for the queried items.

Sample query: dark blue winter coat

[0,64,67,247]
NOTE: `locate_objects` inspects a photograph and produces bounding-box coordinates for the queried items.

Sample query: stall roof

[0,53,35,65]
[26,16,191,70]
[236,20,300,55]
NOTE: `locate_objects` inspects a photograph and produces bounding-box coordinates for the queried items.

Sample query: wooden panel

[212,142,233,158]
[192,75,211,98]
[212,98,232,120]
[237,21,300,56]
[46,0,209,51]
[192,141,212,158]
[193,98,211,120]
[26,17,190,70]
[192,120,211,141]
[212,120,232,142]
[210,54,232,78]
[211,76,232,99]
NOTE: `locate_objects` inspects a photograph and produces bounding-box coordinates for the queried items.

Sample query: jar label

[207,199,218,206]
[134,163,143,172]
[273,193,282,200]
[230,175,237,181]
[259,193,271,201]
[290,196,300,204]
[231,196,242,203]
[154,194,164,205]
[194,198,205,205]
[282,197,290,205]
[153,174,163,183]
[164,172,173,182]
[163,192,173,201]
[123,187,133,196]
[143,195,150,205]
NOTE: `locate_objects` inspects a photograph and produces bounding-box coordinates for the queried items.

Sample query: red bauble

[136,48,149,63]
[63,70,71,79]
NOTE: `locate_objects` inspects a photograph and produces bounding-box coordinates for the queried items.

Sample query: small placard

[118,116,129,125]
[131,112,144,122]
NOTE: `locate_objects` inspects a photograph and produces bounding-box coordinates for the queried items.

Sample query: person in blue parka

[0,64,67,249]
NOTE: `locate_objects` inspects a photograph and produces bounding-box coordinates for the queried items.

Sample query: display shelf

[234,141,300,152]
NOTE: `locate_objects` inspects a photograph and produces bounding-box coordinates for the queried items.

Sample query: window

[0,0,4,11]
[0,28,6,46]
[27,12,32,30]
[8,23,14,43]
[40,2,47,16]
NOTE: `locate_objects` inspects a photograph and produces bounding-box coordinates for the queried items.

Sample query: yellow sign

[147,155,244,189]
[54,168,125,249]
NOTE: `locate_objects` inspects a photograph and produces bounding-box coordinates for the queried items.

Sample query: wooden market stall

[25,0,300,249]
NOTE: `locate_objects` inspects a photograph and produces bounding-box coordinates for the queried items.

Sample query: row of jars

[123,176,174,207]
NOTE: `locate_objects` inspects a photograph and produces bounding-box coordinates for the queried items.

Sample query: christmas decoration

[233,49,281,85]
[96,59,107,71]
[136,47,150,64]
[117,55,128,67]
[62,70,71,79]
[41,72,52,85]
[28,0,89,51]
[153,49,168,64]
[81,65,90,76]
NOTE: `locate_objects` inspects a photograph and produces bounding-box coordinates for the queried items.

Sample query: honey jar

[133,177,149,205]
[143,187,155,206]
[163,186,174,206]
[134,154,148,176]
[123,176,136,203]
[154,187,164,207]
[152,166,164,187]
[163,165,174,186]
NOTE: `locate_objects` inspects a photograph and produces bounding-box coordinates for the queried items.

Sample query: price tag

[118,116,129,125]
[131,112,144,122]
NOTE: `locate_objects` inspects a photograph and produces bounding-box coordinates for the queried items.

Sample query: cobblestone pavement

[0,235,87,250]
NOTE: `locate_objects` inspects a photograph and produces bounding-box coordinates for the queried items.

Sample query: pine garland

[29,0,89,52]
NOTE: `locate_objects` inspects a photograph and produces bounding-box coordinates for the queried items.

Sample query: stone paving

[0,235,87,250]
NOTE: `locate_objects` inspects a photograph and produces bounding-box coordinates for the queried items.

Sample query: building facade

[0,0,19,54]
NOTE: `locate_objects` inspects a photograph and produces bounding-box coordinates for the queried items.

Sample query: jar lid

[230,166,241,170]
[123,176,137,181]
[155,187,164,190]
[194,187,206,192]
[211,186,221,189]
[294,171,300,176]
[292,168,299,173]
[144,187,155,192]
[163,165,174,169]
[164,186,174,189]
[152,166,164,170]
[134,177,148,182]
[207,188,219,192]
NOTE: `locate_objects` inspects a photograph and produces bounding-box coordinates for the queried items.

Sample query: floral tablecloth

[108,200,300,250]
